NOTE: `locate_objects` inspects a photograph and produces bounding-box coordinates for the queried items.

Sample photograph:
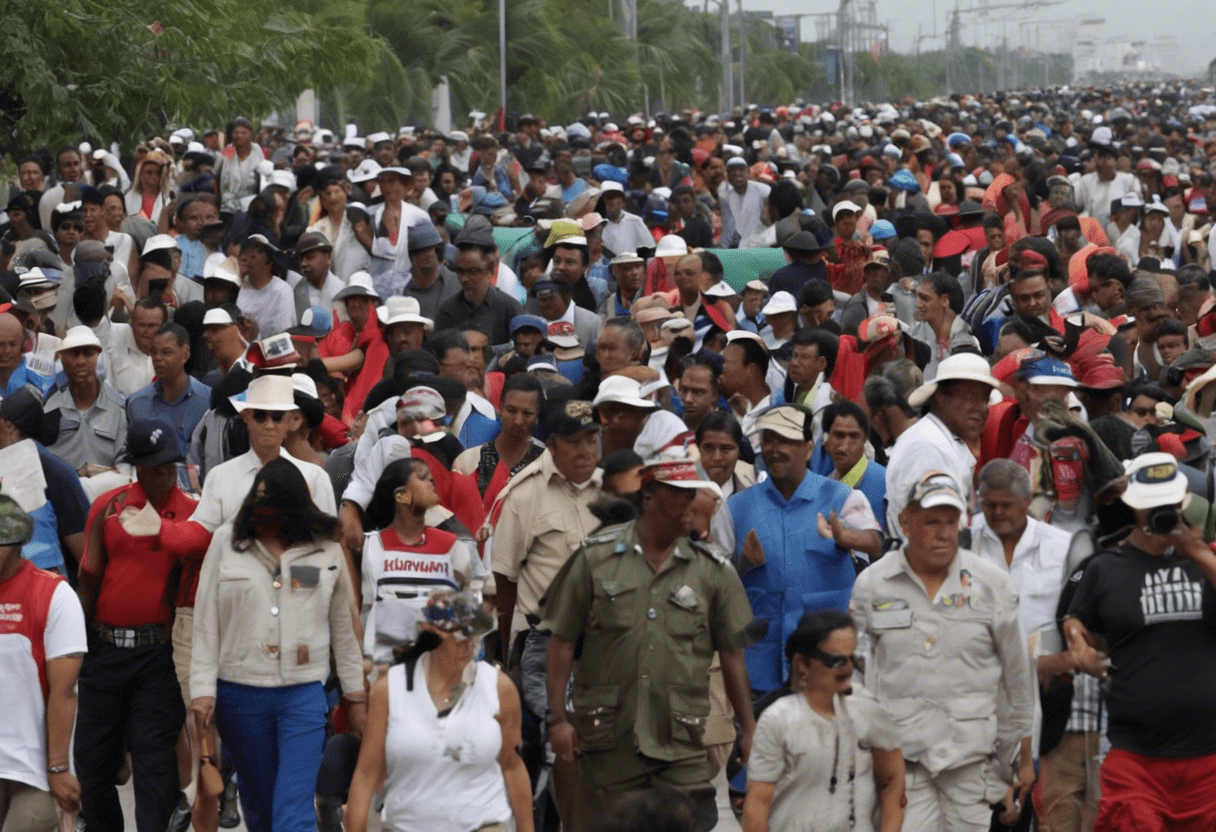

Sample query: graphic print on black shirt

[1068,544,1216,758]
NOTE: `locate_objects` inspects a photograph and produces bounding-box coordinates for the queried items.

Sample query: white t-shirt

[237,277,296,339]
[0,580,87,791]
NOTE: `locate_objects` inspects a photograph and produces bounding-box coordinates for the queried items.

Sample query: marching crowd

[4,78,1216,832]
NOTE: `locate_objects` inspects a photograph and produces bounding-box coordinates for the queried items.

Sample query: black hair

[500,372,545,407]
[699,251,724,283]
[679,353,722,385]
[423,329,470,363]
[231,458,340,549]
[982,213,1005,231]
[670,185,695,200]
[601,448,644,479]
[51,206,83,233]
[133,296,169,323]
[726,336,769,379]
[917,272,965,314]
[154,322,191,347]
[798,278,834,310]
[1156,318,1187,340]
[863,375,914,418]
[822,399,870,437]
[784,609,857,671]
[72,281,106,325]
[790,326,839,378]
[694,410,744,449]
[1055,215,1082,234]
[1088,252,1132,289]
[390,350,441,385]
[365,458,431,531]
[766,180,804,220]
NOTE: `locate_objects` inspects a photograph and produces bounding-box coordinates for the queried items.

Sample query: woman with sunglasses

[190,458,363,832]
[345,589,533,832]
[742,609,905,832]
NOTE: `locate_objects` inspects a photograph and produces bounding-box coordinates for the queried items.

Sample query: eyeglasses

[250,409,286,423]
[453,266,488,278]
[810,649,862,670]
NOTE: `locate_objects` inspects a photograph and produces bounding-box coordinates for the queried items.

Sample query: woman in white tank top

[345,590,534,832]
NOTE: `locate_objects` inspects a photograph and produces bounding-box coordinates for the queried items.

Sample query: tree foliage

[0,0,392,153]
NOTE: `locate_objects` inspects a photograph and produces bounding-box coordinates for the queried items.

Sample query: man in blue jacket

[715,403,882,693]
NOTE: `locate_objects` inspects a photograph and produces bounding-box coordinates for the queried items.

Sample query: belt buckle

[115,629,135,649]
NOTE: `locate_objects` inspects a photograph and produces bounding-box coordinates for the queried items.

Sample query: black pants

[76,640,185,832]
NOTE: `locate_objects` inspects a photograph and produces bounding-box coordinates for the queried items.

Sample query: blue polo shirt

[23,442,90,571]
[126,376,212,456]
[2,359,54,398]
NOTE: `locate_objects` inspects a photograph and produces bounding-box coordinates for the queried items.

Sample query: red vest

[0,559,64,699]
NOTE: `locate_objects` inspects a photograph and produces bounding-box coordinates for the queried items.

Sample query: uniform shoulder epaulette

[690,538,732,566]
[582,522,631,550]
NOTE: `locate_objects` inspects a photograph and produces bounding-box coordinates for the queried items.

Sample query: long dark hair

[365,458,429,532]
[232,458,340,549]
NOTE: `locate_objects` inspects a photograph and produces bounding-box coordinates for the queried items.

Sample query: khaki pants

[0,779,57,832]
[172,608,193,706]
[1038,732,1100,832]
[575,748,714,832]
[903,759,999,832]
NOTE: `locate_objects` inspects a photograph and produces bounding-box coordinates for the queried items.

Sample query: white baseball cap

[1122,453,1190,510]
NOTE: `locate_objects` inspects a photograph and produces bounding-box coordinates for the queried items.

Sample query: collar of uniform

[924,411,967,445]
[540,447,603,489]
[888,545,965,600]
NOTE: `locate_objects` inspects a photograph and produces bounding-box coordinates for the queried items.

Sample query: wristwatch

[48,764,70,774]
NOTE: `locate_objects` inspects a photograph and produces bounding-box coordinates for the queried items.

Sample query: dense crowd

[4,78,1216,832]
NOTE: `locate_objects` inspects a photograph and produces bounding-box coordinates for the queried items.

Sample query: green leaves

[1,0,394,153]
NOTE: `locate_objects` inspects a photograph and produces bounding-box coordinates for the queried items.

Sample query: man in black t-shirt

[1064,452,1216,830]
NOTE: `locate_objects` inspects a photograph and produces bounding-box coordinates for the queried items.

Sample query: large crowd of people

[3,78,1216,832]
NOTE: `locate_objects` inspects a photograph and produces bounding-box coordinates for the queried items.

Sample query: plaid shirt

[1064,672,1103,733]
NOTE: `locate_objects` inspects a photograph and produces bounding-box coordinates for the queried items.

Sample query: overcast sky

[722,0,1215,76]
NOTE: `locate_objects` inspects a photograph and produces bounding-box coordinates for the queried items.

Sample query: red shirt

[84,483,209,625]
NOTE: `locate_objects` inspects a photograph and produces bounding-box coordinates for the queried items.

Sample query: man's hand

[819,509,848,544]
[549,720,580,763]
[191,696,215,731]
[339,502,365,554]
[742,529,765,566]
[1169,518,1210,561]
[48,771,81,814]
[347,701,368,738]
[1070,643,1110,679]
[1014,758,1036,806]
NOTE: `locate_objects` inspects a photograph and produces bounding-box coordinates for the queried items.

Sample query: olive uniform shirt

[541,521,754,763]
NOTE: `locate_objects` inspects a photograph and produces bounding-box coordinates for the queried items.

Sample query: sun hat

[907,353,999,408]
[1122,452,1189,510]
[592,375,658,410]
[232,375,297,412]
[55,326,102,354]
[749,404,812,441]
[761,291,798,316]
[378,296,433,330]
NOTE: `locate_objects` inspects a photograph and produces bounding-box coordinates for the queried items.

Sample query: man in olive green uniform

[542,457,756,832]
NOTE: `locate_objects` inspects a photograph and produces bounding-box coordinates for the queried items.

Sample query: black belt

[93,622,168,648]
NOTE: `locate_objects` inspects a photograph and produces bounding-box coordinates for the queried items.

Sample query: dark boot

[218,777,240,829]
[316,796,344,832]
[165,792,191,832]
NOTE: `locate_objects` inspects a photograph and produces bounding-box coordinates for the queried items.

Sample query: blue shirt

[23,443,90,571]
[458,409,501,449]
[3,360,54,398]
[727,471,855,691]
[177,237,208,280]
[126,376,212,456]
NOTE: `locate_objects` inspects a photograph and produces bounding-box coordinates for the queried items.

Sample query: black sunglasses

[811,648,861,670]
[251,409,286,423]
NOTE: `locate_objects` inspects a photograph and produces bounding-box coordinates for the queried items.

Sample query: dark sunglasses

[811,648,861,670]
[251,409,286,423]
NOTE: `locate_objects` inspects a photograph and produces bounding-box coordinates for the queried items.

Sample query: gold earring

[395,493,413,506]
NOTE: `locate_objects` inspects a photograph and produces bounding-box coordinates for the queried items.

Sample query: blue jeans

[215,681,327,832]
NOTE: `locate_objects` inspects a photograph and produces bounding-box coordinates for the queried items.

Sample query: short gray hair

[1125,275,1165,315]
[977,459,1032,500]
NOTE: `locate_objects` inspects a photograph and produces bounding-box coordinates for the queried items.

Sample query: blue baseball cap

[510,314,547,337]
[1017,356,1078,388]
[869,219,897,241]
[946,132,972,148]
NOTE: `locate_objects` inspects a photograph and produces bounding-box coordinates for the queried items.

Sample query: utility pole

[737,0,746,107]
[720,0,733,113]
[498,0,507,116]
[838,0,850,104]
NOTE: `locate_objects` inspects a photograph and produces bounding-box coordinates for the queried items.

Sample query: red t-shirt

[86,484,205,626]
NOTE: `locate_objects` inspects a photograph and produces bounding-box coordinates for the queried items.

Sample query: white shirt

[1076,171,1136,228]
[238,277,296,339]
[0,580,87,792]
[885,413,976,540]
[495,261,524,305]
[105,322,154,396]
[287,269,345,313]
[192,447,337,532]
[739,393,772,452]
[601,212,653,258]
[719,180,771,242]
[970,515,1071,636]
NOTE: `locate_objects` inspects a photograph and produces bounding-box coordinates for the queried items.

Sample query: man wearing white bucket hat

[885,353,1000,540]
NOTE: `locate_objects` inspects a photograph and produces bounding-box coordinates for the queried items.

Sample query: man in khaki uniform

[491,398,604,826]
[543,457,756,832]
[850,471,1035,831]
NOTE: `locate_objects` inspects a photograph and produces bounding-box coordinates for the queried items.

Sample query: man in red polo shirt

[75,419,211,832]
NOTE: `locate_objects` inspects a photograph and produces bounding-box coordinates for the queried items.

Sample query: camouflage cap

[0,494,34,547]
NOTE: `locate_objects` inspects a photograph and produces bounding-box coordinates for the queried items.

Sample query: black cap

[0,386,44,441]
[782,231,820,253]
[544,399,600,438]
[122,419,186,467]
